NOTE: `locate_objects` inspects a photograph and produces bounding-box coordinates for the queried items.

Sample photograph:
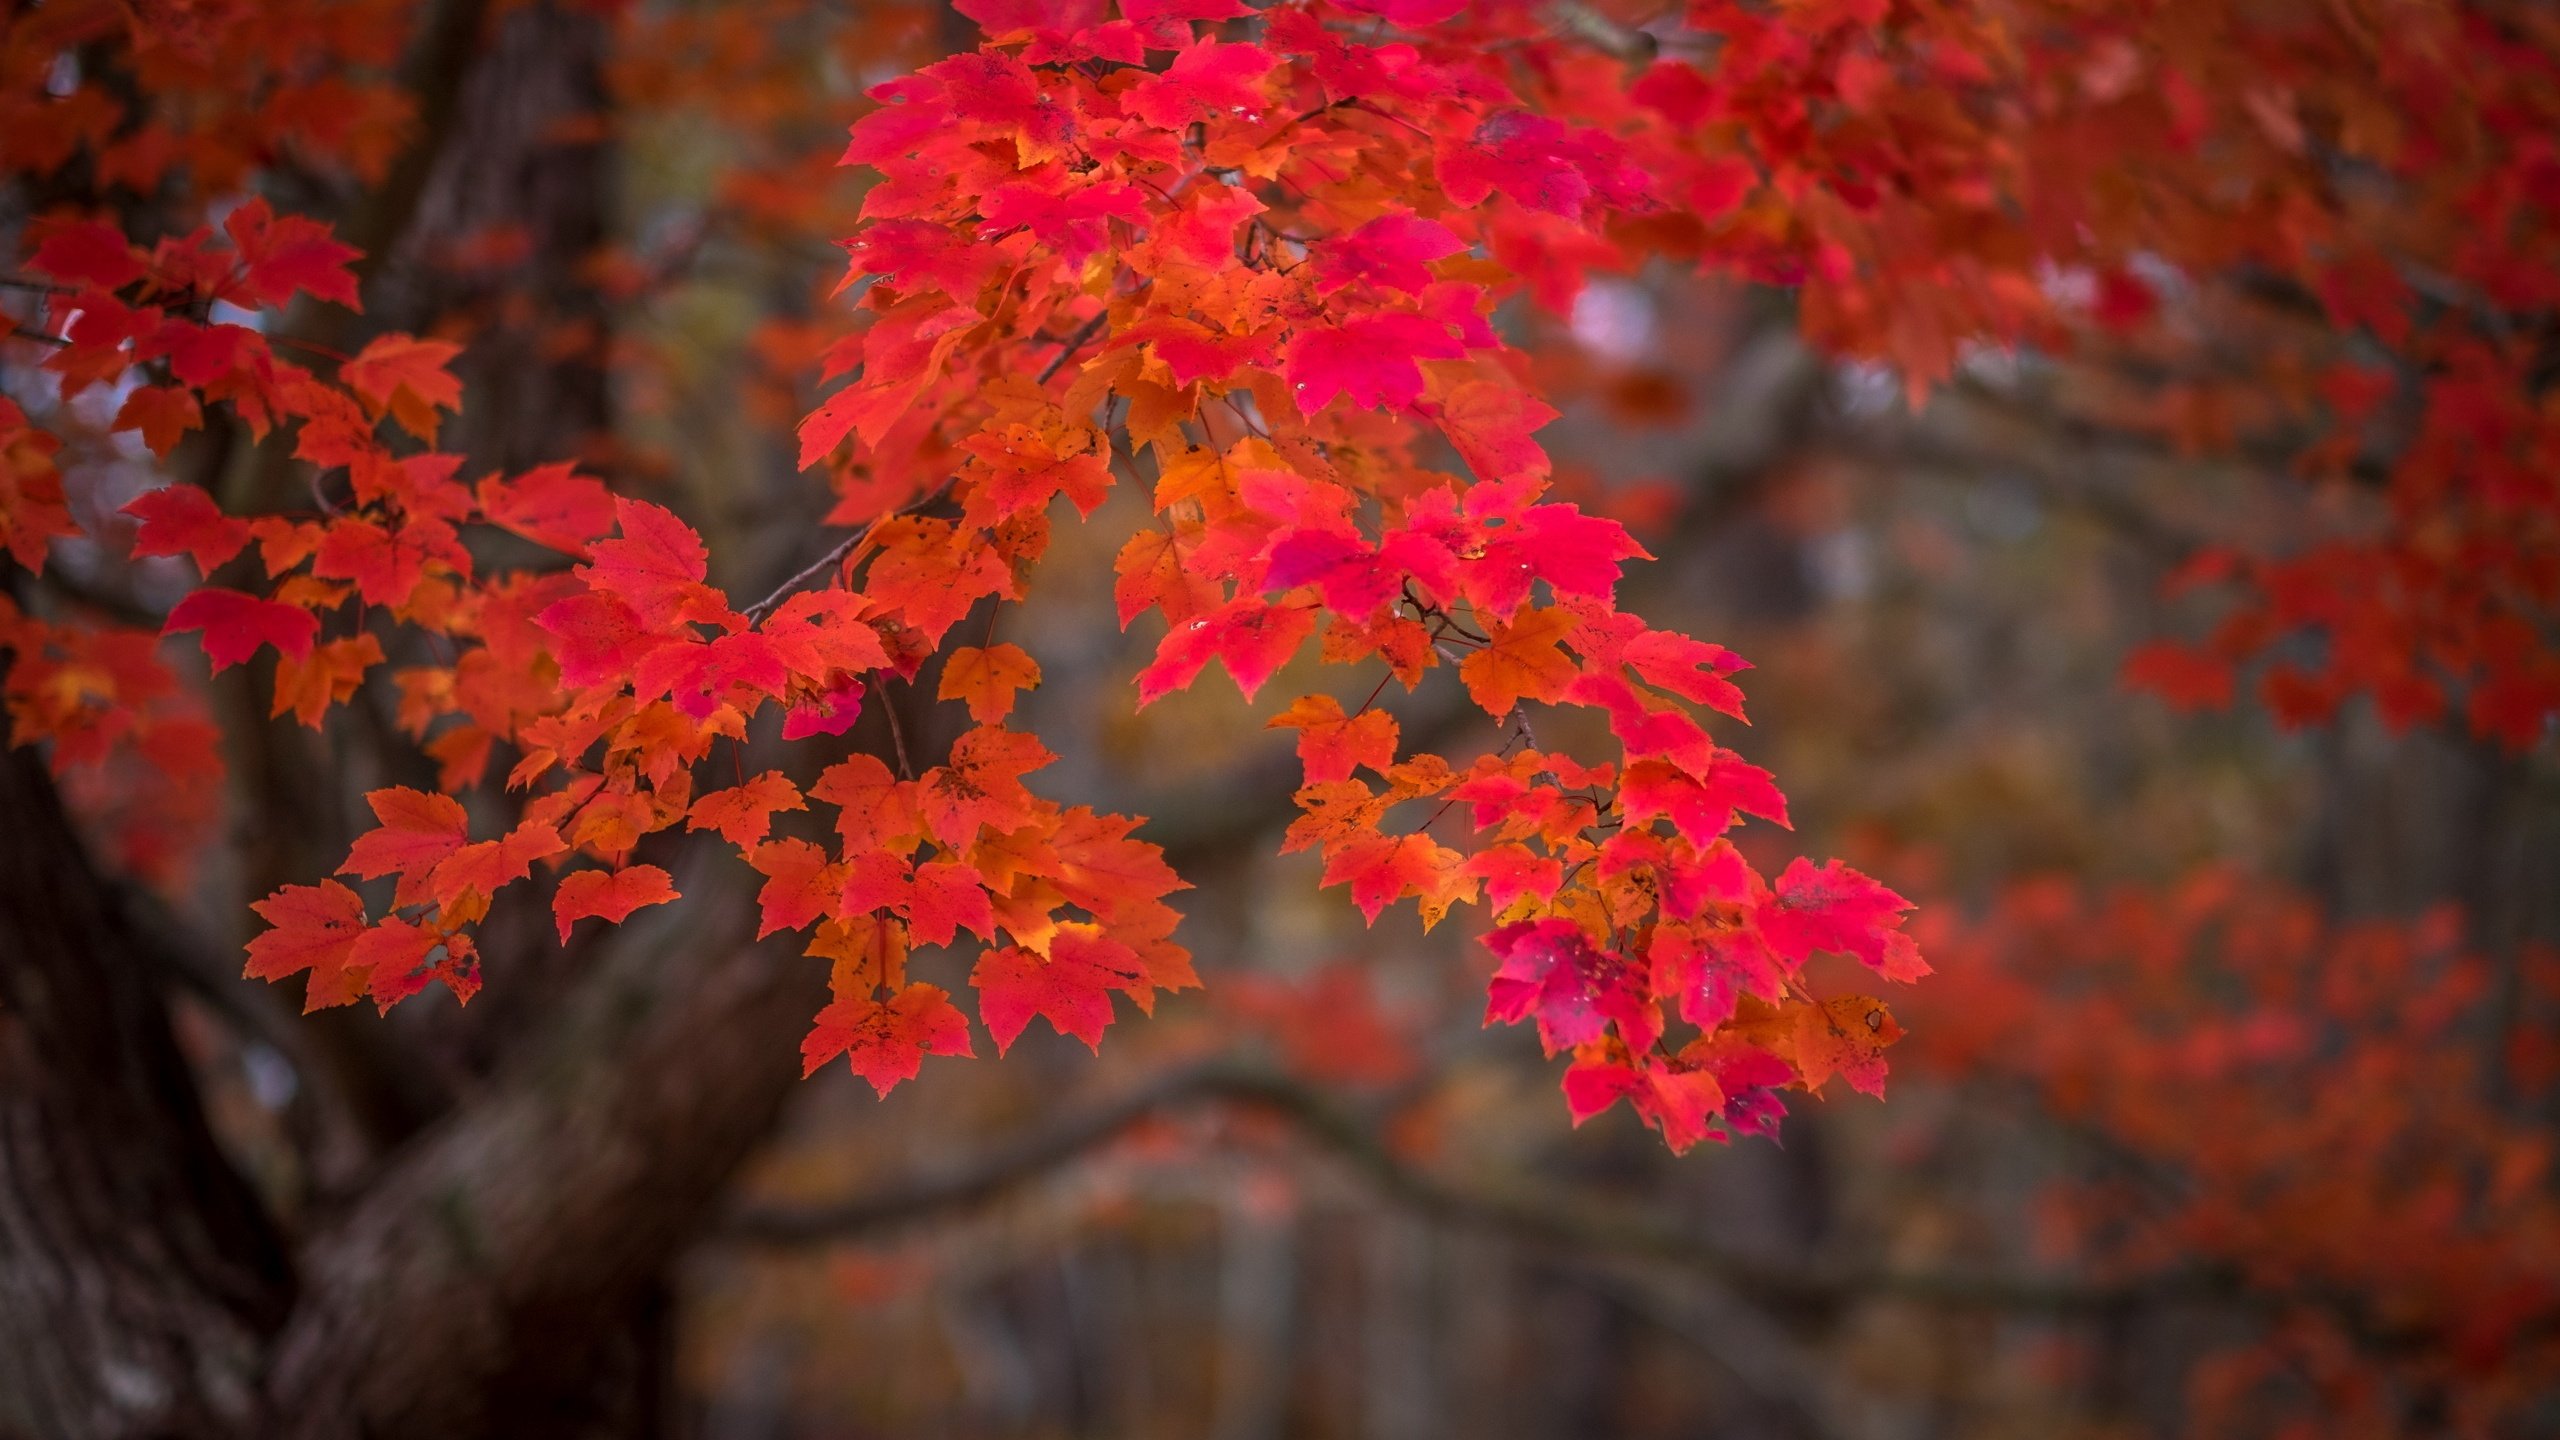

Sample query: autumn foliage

[1909,873,2560,1433]
[5,0,1961,1154]
[4,0,2560,1432]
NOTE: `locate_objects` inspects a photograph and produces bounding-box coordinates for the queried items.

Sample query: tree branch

[719,1059,2214,1316]
[741,477,956,622]
[257,861,825,1440]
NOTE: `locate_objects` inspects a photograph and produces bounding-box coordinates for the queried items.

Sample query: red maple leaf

[840,853,996,948]
[112,385,202,458]
[796,298,981,462]
[633,630,788,719]
[916,726,1055,849]
[1757,859,1927,981]
[1114,529,1219,627]
[1268,694,1397,782]
[427,820,567,906]
[1319,831,1470,925]
[271,636,383,729]
[163,588,318,670]
[476,462,615,555]
[1620,755,1790,843]
[1286,312,1466,414]
[1431,380,1558,484]
[26,218,146,292]
[341,333,464,440]
[1435,110,1645,218]
[801,981,975,1095]
[1787,996,1904,1098]
[312,518,450,608]
[1135,597,1315,704]
[1467,504,1648,619]
[1649,920,1786,1031]
[1618,627,1750,719]
[341,786,470,905]
[1563,1055,1728,1153]
[972,942,1122,1052]
[928,49,1077,163]
[1116,317,1271,388]
[842,217,1013,299]
[1483,918,1656,1055]
[938,643,1041,725]
[1314,212,1464,295]
[1120,39,1273,129]
[534,592,661,690]
[577,497,716,628]
[688,772,808,848]
[1261,528,1400,616]
[906,860,998,947]
[980,180,1147,269]
[123,485,249,575]
[1153,182,1268,267]
[349,918,440,1012]
[750,838,840,938]
[1464,843,1564,909]
[1460,608,1579,717]
[782,673,867,740]
[553,864,680,942]
[244,880,367,984]
[812,754,918,853]
[224,198,361,310]
[959,430,1114,529]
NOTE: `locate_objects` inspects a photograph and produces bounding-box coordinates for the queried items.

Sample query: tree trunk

[0,739,838,1440]
[0,746,293,1440]
[260,867,821,1440]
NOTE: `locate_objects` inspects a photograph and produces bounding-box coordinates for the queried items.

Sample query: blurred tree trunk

[0,746,292,1440]
[390,0,618,474]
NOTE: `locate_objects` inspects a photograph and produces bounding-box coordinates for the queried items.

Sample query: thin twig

[741,533,864,623]
[1038,310,1109,385]
[880,676,915,779]
[740,478,954,623]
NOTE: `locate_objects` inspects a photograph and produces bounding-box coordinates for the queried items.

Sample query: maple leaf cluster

[0,0,1939,1147]
[1607,0,2560,744]
[2,200,1204,1081]
[779,0,1928,1145]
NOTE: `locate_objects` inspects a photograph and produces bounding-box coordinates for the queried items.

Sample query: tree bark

[0,738,836,1439]
[0,746,293,1440]
[258,866,820,1440]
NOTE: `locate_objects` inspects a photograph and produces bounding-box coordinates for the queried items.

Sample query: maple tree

[1,0,2554,1436]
